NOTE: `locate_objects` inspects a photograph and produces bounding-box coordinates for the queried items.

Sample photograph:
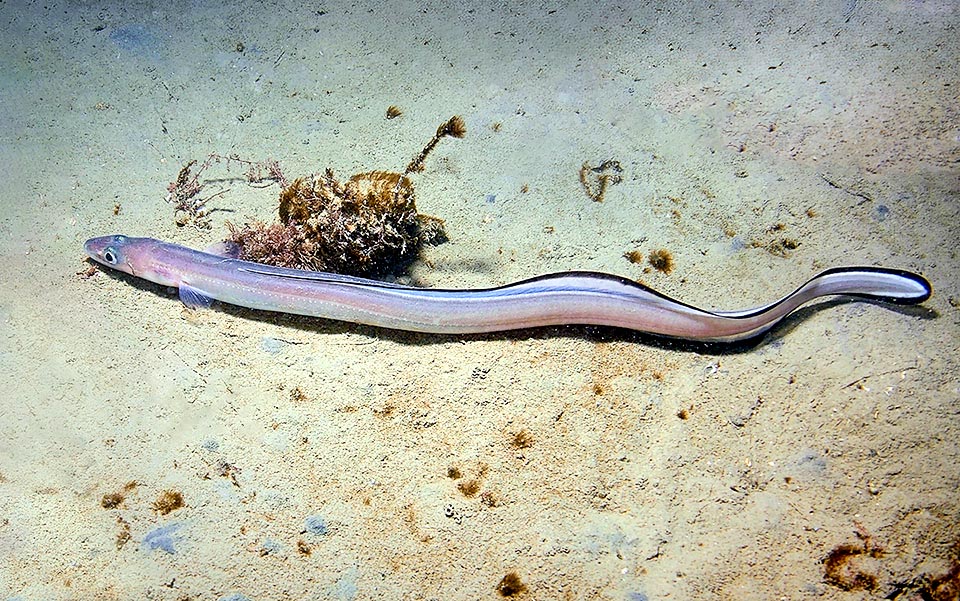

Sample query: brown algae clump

[229,116,463,277]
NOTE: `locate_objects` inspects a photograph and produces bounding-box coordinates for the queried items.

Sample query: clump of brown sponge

[227,116,464,277]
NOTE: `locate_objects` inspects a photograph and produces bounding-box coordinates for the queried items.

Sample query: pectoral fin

[179,284,215,309]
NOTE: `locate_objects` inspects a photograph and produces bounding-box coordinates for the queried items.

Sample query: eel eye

[103,248,118,265]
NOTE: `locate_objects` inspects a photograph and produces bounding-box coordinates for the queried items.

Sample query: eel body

[84,235,931,342]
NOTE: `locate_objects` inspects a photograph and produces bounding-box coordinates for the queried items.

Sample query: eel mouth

[84,235,115,263]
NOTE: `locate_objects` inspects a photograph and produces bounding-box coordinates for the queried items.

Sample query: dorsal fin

[204,240,242,259]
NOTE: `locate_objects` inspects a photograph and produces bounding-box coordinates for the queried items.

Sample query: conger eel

[84,235,931,342]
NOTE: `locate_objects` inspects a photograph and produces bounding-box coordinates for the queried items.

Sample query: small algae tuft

[100,492,124,509]
[100,480,138,509]
[152,489,185,515]
[510,429,534,449]
[496,571,527,597]
[457,479,481,497]
[647,249,675,274]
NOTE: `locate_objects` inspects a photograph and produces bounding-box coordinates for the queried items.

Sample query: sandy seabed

[0,1,958,599]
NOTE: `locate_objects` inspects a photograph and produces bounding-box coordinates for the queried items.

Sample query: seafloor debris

[823,523,884,592]
[165,154,284,230]
[226,116,463,276]
[166,159,212,229]
[579,159,623,202]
